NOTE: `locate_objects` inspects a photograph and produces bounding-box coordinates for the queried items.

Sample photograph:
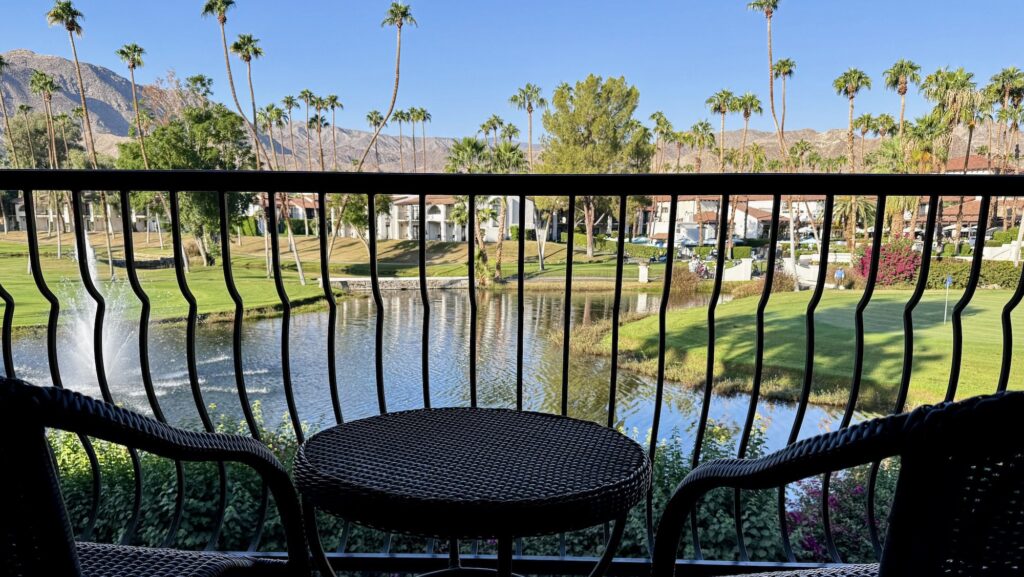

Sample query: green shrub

[559,232,608,252]
[926,259,1023,289]
[50,410,892,562]
[510,225,537,241]
[624,243,662,260]
[732,246,752,259]
[694,247,714,259]
[239,216,261,236]
[941,242,972,257]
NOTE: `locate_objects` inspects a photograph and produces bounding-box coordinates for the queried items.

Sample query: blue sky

[3,1,1021,139]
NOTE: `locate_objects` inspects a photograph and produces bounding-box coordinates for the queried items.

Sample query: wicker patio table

[295,407,651,577]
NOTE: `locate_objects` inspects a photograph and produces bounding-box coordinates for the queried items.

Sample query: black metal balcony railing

[0,169,1022,576]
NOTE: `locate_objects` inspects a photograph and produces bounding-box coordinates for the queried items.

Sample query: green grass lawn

[607,289,1024,410]
[0,231,661,327]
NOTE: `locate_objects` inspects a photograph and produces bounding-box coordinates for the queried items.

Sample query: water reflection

[11,289,849,454]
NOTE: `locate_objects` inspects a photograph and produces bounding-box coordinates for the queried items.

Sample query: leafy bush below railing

[50,406,896,563]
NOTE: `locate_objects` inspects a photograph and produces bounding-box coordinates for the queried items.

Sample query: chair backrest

[880,392,1024,576]
[0,384,83,577]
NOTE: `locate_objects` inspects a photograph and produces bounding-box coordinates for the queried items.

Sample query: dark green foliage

[116,104,254,170]
[623,243,663,260]
[509,225,536,241]
[3,111,83,168]
[732,246,753,259]
[941,242,973,257]
[560,232,609,253]
[49,412,892,563]
[926,259,1024,289]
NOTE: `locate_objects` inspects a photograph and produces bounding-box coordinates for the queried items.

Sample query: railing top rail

[0,168,1020,194]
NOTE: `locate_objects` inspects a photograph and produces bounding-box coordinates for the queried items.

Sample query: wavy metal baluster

[168,189,228,551]
[69,190,144,546]
[821,194,887,563]
[998,200,1024,393]
[217,191,270,551]
[23,189,101,541]
[317,192,343,423]
[733,194,782,561]
[646,193,678,558]
[777,195,833,562]
[688,194,730,559]
[420,194,431,408]
[365,193,388,415]
[517,195,526,411]
[862,194,939,558]
[118,189,187,548]
[608,195,627,428]
[946,195,991,401]
[561,195,576,417]
[468,194,477,408]
[266,192,305,441]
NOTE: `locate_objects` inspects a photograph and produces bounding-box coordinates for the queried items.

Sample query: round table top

[294,407,651,539]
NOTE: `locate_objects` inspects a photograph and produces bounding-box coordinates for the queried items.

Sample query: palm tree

[986,67,1024,172]
[706,90,737,172]
[202,0,270,169]
[854,113,875,170]
[444,137,488,174]
[0,56,21,168]
[690,120,715,174]
[392,109,410,171]
[409,107,422,172]
[312,97,329,171]
[834,68,872,173]
[260,104,285,170]
[116,43,150,169]
[883,59,922,142]
[18,105,36,168]
[488,141,528,280]
[30,71,59,169]
[298,90,315,170]
[281,95,299,170]
[366,110,386,172]
[649,111,673,172]
[773,58,795,151]
[789,139,813,171]
[54,113,72,160]
[874,114,897,139]
[230,33,266,170]
[747,0,786,159]
[736,93,763,172]
[417,107,431,171]
[357,2,417,172]
[509,83,547,171]
[310,112,328,172]
[480,115,505,148]
[46,1,97,168]
[500,123,520,143]
[325,94,342,170]
[946,88,988,174]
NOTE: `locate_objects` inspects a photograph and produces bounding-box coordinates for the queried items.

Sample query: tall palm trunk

[765,12,786,160]
[780,73,788,136]
[527,106,534,171]
[128,66,150,169]
[908,196,921,240]
[23,111,37,168]
[243,60,267,170]
[331,108,338,171]
[719,112,726,173]
[317,123,325,171]
[898,85,907,142]
[288,117,297,171]
[219,18,269,169]
[303,101,312,171]
[373,138,381,172]
[696,148,704,174]
[741,116,750,172]
[397,120,405,171]
[357,23,404,171]
[963,125,976,175]
[58,119,70,164]
[675,140,682,172]
[411,121,418,172]
[100,191,114,277]
[850,195,857,251]
[847,96,856,173]
[67,31,98,168]
[42,98,57,169]
[421,120,428,172]
[494,197,507,281]
[268,120,280,171]
[278,199,306,285]
[0,73,20,168]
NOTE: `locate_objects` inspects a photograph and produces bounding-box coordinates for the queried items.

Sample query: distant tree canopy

[3,111,84,169]
[115,103,254,170]
[538,75,653,174]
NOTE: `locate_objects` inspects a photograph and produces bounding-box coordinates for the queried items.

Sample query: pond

[10,288,857,454]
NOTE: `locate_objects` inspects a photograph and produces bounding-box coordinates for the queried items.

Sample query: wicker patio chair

[0,378,312,577]
[652,391,1024,577]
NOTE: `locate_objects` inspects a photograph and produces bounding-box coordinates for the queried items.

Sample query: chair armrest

[651,410,912,577]
[1,378,310,575]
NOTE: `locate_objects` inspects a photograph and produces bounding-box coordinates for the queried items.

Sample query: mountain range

[1,49,995,172]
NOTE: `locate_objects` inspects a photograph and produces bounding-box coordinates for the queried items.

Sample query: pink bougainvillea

[856,237,921,286]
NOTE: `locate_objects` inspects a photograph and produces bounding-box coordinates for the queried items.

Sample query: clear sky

[3,1,1021,139]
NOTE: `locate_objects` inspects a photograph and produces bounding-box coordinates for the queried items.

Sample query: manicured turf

[609,289,1024,409]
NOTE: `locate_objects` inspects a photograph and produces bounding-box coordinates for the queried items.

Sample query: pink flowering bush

[856,237,921,286]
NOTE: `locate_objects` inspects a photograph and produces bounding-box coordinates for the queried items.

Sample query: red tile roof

[944,155,994,173]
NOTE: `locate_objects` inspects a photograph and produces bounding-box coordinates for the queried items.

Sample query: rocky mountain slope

[1,49,999,172]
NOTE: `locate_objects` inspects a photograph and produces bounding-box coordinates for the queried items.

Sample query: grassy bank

[585,289,1024,410]
[0,231,663,327]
